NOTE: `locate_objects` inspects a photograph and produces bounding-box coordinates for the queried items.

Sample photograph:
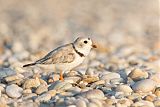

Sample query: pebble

[75,99,87,107]
[39,79,48,86]
[105,99,116,105]
[90,80,105,88]
[0,97,8,107]
[0,84,5,93]
[110,78,124,84]
[48,81,72,91]
[23,78,40,89]
[64,76,81,84]
[128,68,148,81]
[22,93,37,100]
[9,78,25,86]
[154,87,160,97]
[0,68,16,78]
[23,89,32,95]
[6,84,23,98]
[150,72,160,84]
[35,84,48,95]
[116,84,133,94]
[131,100,154,107]
[80,89,105,99]
[144,94,156,102]
[82,75,99,84]
[87,102,99,107]
[132,79,156,93]
[5,74,24,82]
[89,99,103,107]
[35,93,51,102]
[117,98,133,107]
[47,90,56,97]
[100,72,121,82]
[22,72,33,78]
[68,87,82,94]
[154,100,160,107]
[49,74,60,82]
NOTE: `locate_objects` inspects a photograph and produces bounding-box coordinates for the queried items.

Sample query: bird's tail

[23,62,36,67]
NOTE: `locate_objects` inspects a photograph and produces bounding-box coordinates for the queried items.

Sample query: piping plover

[23,37,97,80]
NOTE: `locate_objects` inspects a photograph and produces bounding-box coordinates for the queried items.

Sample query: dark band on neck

[72,43,85,57]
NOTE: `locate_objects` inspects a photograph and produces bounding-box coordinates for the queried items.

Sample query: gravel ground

[0,0,159,107]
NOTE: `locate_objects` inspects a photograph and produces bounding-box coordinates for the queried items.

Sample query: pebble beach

[0,0,159,107]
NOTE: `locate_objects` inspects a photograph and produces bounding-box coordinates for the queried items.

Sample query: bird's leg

[59,71,64,81]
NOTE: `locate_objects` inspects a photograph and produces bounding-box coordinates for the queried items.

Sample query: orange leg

[59,71,64,81]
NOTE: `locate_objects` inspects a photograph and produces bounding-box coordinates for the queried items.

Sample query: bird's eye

[84,40,88,44]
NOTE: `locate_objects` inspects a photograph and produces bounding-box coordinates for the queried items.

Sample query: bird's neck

[72,43,91,57]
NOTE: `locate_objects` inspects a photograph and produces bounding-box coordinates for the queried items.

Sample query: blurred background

[0,0,159,63]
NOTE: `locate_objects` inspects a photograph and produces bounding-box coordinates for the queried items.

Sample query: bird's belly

[56,56,85,71]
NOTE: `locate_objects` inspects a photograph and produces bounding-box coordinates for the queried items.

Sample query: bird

[23,37,97,81]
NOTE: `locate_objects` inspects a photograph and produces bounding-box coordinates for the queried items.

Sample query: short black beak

[92,44,97,48]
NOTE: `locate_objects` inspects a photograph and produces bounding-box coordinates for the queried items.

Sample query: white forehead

[75,37,92,43]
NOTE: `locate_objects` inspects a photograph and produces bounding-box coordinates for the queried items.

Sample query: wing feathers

[35,44,75,64]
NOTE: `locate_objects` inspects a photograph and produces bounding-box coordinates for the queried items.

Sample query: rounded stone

[81,89,105,99]
[5,74,24,82]
[6,84,23,98]
[131,100,154,107]
[87,102,99,107]
[132,79,156,93]
[35,84,48,95]
[0,68,16,78]
[23,78,40,89]
[154,100,160,107]
[154,87,160,97]
[100,72,121,82]
[89,99,103,107]
[47,90,56,97]
[150,72,160,84]
[75,99,87,107]
[116,84,133,93]
[23,89,32,95]
[35,93,51,102]
[128,68,148,81]
[82,75,99,84]
[144,94,156,102]
[48,81,72,91]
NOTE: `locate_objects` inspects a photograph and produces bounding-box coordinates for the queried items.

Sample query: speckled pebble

[48,81,72,91]
[80,89,105,99]
[132,79,156,93]
[144,94,156,102]
[154,100,160,107]
[116,84,133,94]
[5,74,24,82]
[23,78,40,89]
[100,72,121,82]
[83,75,99,84]
[75,99,87,107]
[35,93,51,102]
[131,100,154,107]
[47,90,56,97]
[22,93,37,100]
[128,68,148,81]
[154,87,160,97]
[6,84,23,98]
[0,68,16,78]
[35,84,48,95]
[23,89,32,95]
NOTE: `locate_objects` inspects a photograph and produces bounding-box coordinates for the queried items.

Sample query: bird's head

[73,37,97,56]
